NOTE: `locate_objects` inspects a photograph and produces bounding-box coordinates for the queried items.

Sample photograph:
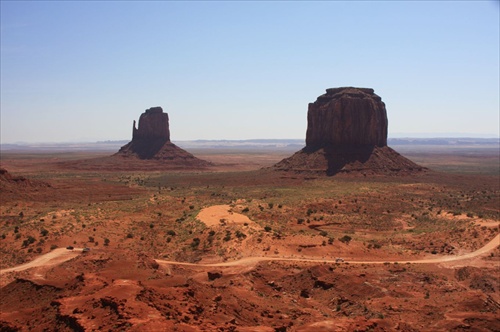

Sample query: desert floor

[1,145,499,331]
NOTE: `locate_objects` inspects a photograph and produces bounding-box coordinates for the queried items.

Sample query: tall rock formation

[115,107,211,167]
[274,87,424,176]
[132,106,170,142]
[306,87,387,148]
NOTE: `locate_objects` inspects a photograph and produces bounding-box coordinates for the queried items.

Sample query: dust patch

[197,204,254,228]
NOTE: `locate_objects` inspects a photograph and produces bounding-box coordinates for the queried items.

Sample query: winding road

[1,234,498,274]
[0,248,82,275]
[156,233,500,267]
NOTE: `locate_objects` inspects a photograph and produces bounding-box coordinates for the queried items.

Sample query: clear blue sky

[1,1,499,143]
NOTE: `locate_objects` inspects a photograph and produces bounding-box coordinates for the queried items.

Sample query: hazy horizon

[1,2,499,143]
[2,134,499,146]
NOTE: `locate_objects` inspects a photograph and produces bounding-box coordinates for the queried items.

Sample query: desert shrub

[149,223,154,229]
[242,207,249,213]
[191,238,200,248]
[50,244,57,250]
[104,238,110,246]
[40,229,49,237]
[126,233,133,239]
[22,236,36,248]
[88,236,95,243]
[268,203,274,209]
[223,231,232,242]
[189,205,195,210]
[297,219,304,224]
[1,234,5,239]
[264,226,272,232]
[36,247,42,253]
[167,230,176,236]
[319,230,328,237]
[15,233,21,240]
[328,237,334,244]
[466,212,474,218]
[208,230,216,236]
[14,226,19,233]
[339,235,352,244]
[166,237,171,243]
[306,208,314,216]
[235,230,247,239]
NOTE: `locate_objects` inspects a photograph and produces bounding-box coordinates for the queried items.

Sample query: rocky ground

[0,151,499,331]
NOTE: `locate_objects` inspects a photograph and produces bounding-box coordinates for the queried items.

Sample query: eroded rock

[274,87,425,176]
[306,87,387,148]
[115,107,211,167]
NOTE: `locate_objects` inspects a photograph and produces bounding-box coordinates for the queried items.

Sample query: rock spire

[115,107,211,167]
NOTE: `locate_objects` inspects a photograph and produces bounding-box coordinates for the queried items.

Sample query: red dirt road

[2,234,498,274]
[0,248,82,274]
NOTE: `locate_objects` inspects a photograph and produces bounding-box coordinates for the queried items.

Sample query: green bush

[191,238,200,248]
[235,230,247,239]
[339,235,352,244]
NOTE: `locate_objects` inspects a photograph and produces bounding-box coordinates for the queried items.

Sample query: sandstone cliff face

[274,87,424,176]
[306,87,387,148]
[115,107,211,167]
[133,107,170,141]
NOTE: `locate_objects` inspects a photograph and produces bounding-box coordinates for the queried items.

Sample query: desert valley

[1,88,499,331]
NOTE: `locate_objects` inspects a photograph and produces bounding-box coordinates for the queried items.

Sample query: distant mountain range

[1,138,498,152]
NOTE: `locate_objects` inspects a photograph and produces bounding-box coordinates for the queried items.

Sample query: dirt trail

[156,233,500,267]
[1,235,498,274]
[0,248,82,274]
